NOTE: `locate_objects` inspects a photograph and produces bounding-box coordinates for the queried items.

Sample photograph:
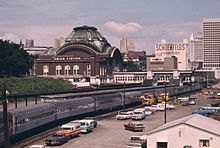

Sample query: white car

[116,111,133,120]
[144,106,159,112]
[132,109,145,120]
[144,108,152,116]
[29,145,45,148]
[126,142,142,148]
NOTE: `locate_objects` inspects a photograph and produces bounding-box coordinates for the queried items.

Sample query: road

[21,92,220,148]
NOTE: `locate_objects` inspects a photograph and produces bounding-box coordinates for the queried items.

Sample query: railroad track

[12,127,58,148]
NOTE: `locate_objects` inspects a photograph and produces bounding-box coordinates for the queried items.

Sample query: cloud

[0,33,20,43]
[102,21,142,33]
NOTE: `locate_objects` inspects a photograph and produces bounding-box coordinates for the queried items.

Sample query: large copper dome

[63,25,111,53]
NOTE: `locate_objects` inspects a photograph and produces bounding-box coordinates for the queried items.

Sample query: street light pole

[2,84,10,148]
[123,82,125,111]
[164,81,167,124]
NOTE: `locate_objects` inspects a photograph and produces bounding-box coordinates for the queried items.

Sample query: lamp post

[164,81,167,124]
[1,84,10,148]
[123,81,126,111]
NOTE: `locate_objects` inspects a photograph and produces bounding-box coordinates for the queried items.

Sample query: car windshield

[80,122,89,126]
[134,112,142,114]
[119,112,127,115]
[52,134,62,137]
[136,124,143,126]
[127,143,141,146]
[131,137,141,141]
[61,127,72,130]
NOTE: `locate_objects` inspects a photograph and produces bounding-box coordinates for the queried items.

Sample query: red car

[124,122,145,132]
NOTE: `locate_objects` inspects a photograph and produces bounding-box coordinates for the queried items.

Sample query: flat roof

[203,18,220,22]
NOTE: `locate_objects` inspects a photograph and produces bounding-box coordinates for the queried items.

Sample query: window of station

[43,65,49,75]
[87,64,91,76]
[100,66,106,76]
[73,65,79,75]
[56,65,62,75]
[65,65,71,75]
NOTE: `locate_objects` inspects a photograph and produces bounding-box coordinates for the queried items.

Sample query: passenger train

[0,84,203,146]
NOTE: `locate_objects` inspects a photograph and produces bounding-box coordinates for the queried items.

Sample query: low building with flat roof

[147,114,220,148]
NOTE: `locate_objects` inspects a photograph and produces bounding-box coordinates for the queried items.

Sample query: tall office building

[25,39,34,48]
[120,37,135,53]
[53,37,64,48]
[203,18,220,69]
[189,33,204,62]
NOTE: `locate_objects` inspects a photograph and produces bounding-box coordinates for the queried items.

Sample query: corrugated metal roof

[148,114,220,136]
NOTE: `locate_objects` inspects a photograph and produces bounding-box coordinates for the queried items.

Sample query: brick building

[35,26,123,85]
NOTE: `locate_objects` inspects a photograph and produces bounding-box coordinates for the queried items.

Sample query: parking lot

[22,91,220,148]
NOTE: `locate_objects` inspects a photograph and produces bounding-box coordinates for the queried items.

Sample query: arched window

[43,65,49,75]
[56,65,62,75]
[73,65,79,75]
[65,65,71,75]
[100,66,106,76]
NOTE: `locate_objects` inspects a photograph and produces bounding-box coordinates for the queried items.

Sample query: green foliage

[0,40,32,77]
[0,77,75,95]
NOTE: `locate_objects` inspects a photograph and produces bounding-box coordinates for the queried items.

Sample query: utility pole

[164,81,167,124]
[123,82,126,111]
[2,84,10,148]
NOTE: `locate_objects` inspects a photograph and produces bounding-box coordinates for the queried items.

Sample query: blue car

[192,108,216,116]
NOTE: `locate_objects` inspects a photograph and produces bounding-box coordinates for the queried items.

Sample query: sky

[0,0,220,54]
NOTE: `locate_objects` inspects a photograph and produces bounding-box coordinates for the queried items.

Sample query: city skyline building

[155,39,189,70]
[203,18,220,69]
[53,37,64,48]
[25,39,34,48]
[120,37,135,53]
[189,33,204,62]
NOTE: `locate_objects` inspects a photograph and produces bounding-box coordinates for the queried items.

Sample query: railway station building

[35,26,123,86]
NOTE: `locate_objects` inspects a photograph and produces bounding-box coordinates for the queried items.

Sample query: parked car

[132,109,145,120]
[129,135,147,148]
[78,119,95,133]
[209,91,214,95]
[188,97,196,105]
[116,111,133,120]
[154,103,165,111]
[84,117,98,128]
[56,123,81,139]
[45,133,68,146]
[124,122,145,132]
[180,100,189,106]
[166,104,176,110]
[204,91,209,95]
[143,108,152,116]
[144,105,159,112]
[126,142,142,148]
[29,145,45,148]
[159,102,176,110]
[192,108,217,116]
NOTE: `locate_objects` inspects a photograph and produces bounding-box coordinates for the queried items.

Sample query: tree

[0,40,32,77]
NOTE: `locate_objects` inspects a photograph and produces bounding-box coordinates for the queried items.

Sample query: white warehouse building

[147,114,220,148]
[155,39,189,70]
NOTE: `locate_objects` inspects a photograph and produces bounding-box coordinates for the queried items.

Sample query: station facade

[35,26,123,86]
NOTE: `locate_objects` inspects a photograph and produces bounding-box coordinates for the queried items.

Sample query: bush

[0,76,75,95]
